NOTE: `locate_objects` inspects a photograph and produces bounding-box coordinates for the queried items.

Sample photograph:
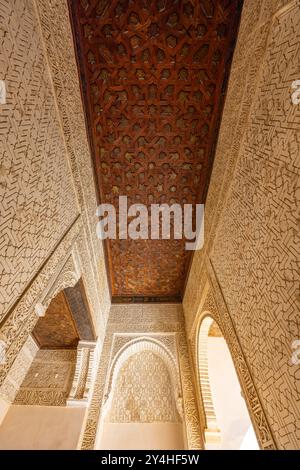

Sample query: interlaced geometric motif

[108,350,180,423]
[0,0,78,320]
[70,0,242,299]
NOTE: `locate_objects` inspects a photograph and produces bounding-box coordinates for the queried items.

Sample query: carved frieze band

[177,331,203,449]
[14,349,76,406]
[0,335,38,405]
[197,316,221,444]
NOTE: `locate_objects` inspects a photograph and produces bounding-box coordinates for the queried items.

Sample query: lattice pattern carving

[103,337,182,415]
[108,351,180,423]
[14,349,76,406]
[189,264,277,450]
[183,0,300,450]
[209,2,300,449]
[79,304,203,450]
[0,0,111,393]
[0,335,38,404]
[0,0,78,322]
[110,333,178,368]
[70,0,242,298]
[36,0,111,326]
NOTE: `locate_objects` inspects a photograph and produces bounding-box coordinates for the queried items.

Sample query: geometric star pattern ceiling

[69,0,243,302]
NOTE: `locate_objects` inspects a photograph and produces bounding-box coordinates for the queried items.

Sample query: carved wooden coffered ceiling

[69,0,242,302]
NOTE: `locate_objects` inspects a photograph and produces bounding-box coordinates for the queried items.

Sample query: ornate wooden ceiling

[33,291,80,349]
[69,0,242,302]
[33,281,95,348]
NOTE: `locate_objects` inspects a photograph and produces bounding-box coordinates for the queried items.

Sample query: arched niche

[95,337,185,450]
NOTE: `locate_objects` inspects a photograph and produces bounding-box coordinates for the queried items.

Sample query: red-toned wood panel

[69,0,242,300]
[33,291,79,349]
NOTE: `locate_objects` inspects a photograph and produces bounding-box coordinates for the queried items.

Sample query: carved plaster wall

[107,350,180,423]
[35,0,111,327]
[0,0,78,321]
[0,0,110,396]
[14,349,76,407]
[0,335,38,408]
[101,337,183,423]
[11,339,100,409]
[79,304,203,450]
[189,260,277,449]
[0,219,80,388]
[183,0,300,449]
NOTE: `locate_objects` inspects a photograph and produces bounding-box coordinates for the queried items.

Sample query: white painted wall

[98,422,184,450]
[0,405,86,449]
[206,336,259,450]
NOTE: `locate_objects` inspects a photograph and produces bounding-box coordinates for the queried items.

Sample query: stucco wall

[0,405,85,450]
[183,0,300,449]
[0,0,110,403]
[98,423,184,450]
[80,304,201,450]
[0,0,78,320]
